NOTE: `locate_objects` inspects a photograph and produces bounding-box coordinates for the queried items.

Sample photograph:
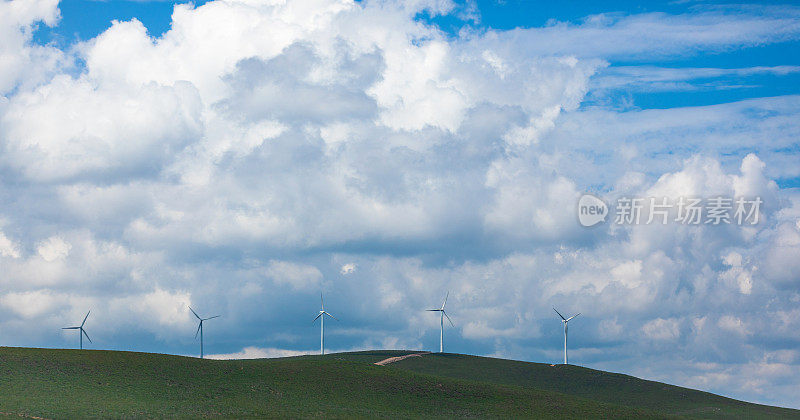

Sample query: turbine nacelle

[553,308,579,323]
[313,294,337,323]
[312,311,337,322]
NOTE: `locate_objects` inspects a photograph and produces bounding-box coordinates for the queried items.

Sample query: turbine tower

[554,308,580,364]
[312,293,337,355]
[63,310,92,350]
[427,292,454,353]
[189,307,219,359]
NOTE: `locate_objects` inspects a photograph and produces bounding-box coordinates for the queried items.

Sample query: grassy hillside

[348,351,798,419]
[0,347,795,419]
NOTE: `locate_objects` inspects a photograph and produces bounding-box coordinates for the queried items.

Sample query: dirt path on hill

[374,352,431,366]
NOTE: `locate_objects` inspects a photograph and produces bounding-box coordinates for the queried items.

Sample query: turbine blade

[321,293,324,310]
[82,328,92,343]
[312,313,322,323]
[553,308,566,321]
[426,309,441,312]
[443,311,454,327]
[204,315,220,321]
[194,322,202,339]
[567,313,580,322]
[81,310,90,327]
[441,291,449,310]
[189,306,201,320]
[63,327,79,329]
[324,311,337,321]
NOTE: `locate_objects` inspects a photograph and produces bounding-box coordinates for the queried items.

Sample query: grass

[0,347,796,419]
[355,351,799,419]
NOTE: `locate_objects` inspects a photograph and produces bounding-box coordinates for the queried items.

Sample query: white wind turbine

[554,308,580,365]
[427,292,454,353]
[63,310,92,350]
[189,307,219,359]
[312,293,337,355]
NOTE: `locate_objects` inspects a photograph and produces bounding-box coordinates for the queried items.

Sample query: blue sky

[2,0,800,409]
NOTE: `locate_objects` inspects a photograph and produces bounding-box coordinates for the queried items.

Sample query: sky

[1,0,800,409]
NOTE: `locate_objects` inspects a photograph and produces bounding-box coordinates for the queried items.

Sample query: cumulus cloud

[207,346,314,360]
[0,230,21,258]
[718,315,750,336]
[0,0,64,94]
[36,236,71,262]
[1,77,203,182]
[0,0,799,409]
[340,263,356,275]
[719,252,754,295]
[117,288,194,330]
[265,260,323,291]
[759,221,800,288]
[0,290,60,319]
[643,318,681,341]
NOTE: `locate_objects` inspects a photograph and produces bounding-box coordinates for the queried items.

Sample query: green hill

[335,351,798,419]
[0,347,795,419]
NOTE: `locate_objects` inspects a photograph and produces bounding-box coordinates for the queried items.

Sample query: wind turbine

[63,310,92,350]
[312,293,337,355]
[189,307,219,359]
[554,308,580,364]
[427,292,454,353]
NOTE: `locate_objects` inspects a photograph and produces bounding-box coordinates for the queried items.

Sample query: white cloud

[718,315,750,336]
[0,0,64,94]
[207,346,314,360]
[598,318,623,339]
[642,318,681,341]
[758,221,800,289]
[0,231,21,258]
[1,76,203,182]
[122,288,193,329]
[265,260,323,291]
[36,236,71,262]
[461,311,537,340]
[719,251,754,295]
[340,263,356,275]
[0,290,60,319]
[591,65,800,93]
[482,8,800,60]
[610,260,643,289]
